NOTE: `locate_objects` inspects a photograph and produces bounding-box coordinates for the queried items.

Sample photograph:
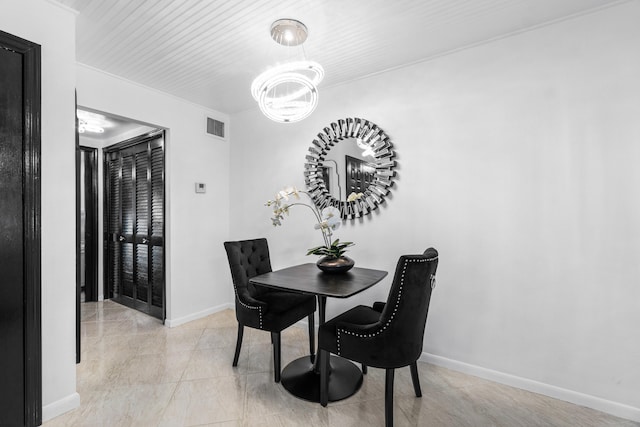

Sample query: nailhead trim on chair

[233,284,263,329]
[336,256,437,355]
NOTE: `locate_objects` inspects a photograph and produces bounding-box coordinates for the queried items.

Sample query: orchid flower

[266,185,354,258]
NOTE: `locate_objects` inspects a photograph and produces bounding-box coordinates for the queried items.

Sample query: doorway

[104,131,166,320]
[75,108,163,361]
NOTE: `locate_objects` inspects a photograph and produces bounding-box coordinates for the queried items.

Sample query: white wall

[76,65,233,325]
[3,0,638,422]
[1,0,79,420]
[230,2,640,421]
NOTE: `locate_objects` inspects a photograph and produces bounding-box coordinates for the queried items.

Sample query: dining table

[249,262,388,403]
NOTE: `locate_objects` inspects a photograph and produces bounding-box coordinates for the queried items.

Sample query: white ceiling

[57,0,624,115]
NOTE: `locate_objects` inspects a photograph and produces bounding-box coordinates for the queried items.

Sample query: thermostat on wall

[195,182,206,193]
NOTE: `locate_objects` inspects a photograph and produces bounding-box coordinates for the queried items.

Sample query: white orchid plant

[265,186,354,258]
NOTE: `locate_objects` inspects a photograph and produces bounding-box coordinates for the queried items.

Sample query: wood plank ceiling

[56,0,624,115]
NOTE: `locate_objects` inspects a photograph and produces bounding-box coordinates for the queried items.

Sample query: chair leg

[320,349,329,407]
[308,313,315,363]
[272,332,281,383]
[362,364,367,374]
[385,368,395,427]
[232,323,244,367]
[410,362,422,397]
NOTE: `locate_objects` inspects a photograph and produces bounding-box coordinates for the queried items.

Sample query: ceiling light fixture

[252,19,324,123]
[270,18,308,46]
[78,118,105,134]
[77,110,107,134]
[356,137,376,158]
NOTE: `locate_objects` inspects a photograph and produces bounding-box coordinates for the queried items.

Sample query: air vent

[206,116,226,140]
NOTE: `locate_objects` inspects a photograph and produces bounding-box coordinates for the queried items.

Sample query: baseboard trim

[42,392,80,422]
[165,303,233,328]
[421,352,640,423]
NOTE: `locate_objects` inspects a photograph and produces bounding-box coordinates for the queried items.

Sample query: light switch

[195,182,206,193]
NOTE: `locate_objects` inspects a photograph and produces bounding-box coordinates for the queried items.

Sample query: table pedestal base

[281,355,363,402]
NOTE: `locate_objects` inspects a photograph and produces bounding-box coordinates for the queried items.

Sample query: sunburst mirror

[304,118,396,219]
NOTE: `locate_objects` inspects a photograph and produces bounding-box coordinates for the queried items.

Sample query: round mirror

[304,118,396,219]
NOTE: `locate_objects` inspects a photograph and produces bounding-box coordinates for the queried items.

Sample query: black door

[0,30,42,427]
[75,145,99,364]
[78,147,99,302]
[104,132,165,320]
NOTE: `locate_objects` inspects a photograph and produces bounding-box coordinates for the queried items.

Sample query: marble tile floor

[44,300,638,427]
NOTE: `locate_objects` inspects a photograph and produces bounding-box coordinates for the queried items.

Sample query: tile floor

[44,300,638,427]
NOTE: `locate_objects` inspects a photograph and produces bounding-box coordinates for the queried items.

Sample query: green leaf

[306,240,354,257]
[306,246,325,255]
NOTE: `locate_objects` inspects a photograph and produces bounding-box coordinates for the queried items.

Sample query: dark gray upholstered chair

[224,238,316,382]
[318,248,439,426]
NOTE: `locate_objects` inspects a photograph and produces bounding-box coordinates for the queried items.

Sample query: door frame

[103,130,166,321]
[76,141,99,364]
[0,30,42,427]
[77,145,99,303]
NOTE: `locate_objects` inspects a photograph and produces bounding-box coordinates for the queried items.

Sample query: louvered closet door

[105,132,165,320]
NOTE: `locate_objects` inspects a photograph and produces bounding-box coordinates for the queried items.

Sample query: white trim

[421,352,640,423]
[45,0,80,15]
[165,303,233,328]
[42,392,80,422]
[323,0,635,95]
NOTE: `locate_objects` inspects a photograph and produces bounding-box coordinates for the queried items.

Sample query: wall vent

[206,116,226,140]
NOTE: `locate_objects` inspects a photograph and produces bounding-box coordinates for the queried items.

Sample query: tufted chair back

[375,247,439,367]
[331,247,439,369]
[224,238,273,326]
[318,247,439,424]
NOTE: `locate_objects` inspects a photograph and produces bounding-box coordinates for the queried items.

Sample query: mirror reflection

[304,117,396,219]
[319,138,377,200]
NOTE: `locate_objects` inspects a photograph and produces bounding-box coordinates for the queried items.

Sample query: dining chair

[318,248,439,427]
[224,238,317,382]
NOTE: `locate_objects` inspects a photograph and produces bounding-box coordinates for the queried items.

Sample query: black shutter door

[105,132,164,319]
[121,154,135,300]
[150,143,165,311]
[134,150,149,308]
[106,155,121,299]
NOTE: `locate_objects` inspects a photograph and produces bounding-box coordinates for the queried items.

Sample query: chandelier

[252,19,324,123]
